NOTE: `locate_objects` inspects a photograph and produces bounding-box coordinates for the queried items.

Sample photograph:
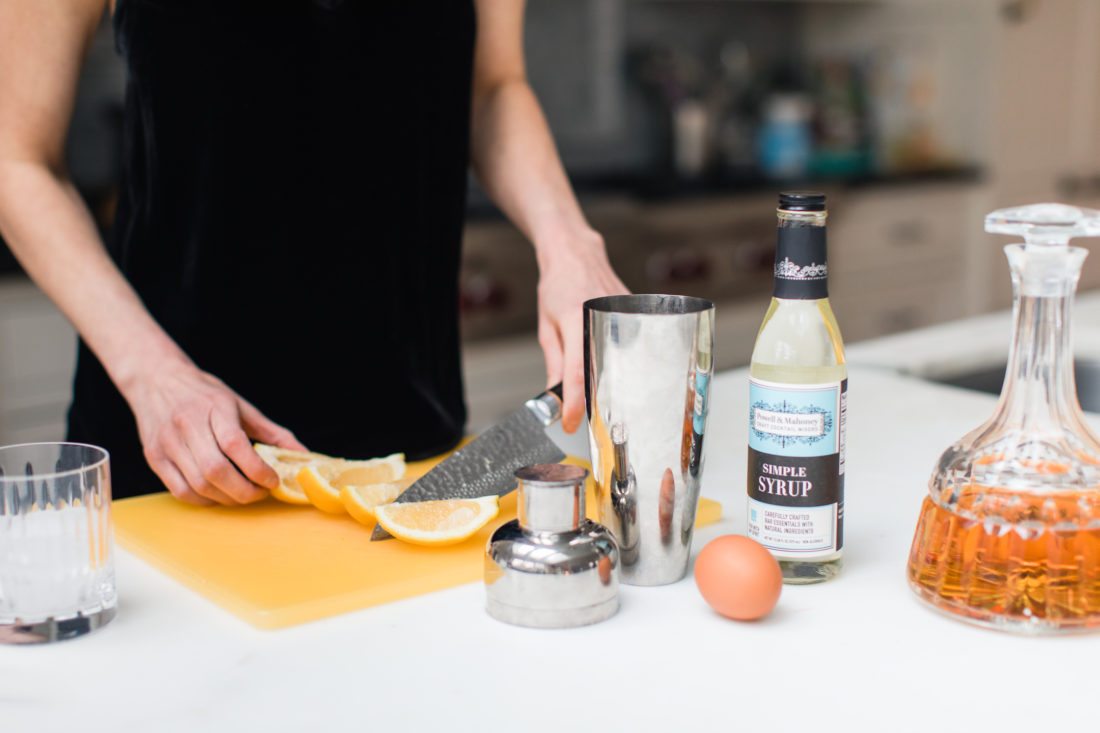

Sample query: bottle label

[773,226,828,300]
[747,377,846,558]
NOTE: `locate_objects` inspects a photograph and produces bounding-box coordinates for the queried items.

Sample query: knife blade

[370,383,565,540]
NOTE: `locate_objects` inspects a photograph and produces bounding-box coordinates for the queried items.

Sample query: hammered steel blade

[371,391,565,540]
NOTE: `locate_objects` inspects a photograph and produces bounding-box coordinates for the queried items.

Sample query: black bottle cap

[779,191,826,211]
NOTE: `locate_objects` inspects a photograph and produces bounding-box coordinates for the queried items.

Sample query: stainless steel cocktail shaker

[484,464,619,629]
[584,294,715,585]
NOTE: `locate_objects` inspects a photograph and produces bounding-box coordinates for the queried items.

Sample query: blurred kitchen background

[2,0,1100,443]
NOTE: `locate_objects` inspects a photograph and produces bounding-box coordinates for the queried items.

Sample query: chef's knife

[370,383,565,540]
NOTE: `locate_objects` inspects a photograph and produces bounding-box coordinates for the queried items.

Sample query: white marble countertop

[6,303,1100,732]
[846,290,1100,379]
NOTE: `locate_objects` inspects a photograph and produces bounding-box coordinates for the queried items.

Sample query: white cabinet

[828,182,980,342]
[986,0,1085,190]
[982,0,1100,306]
[0,277,77,444]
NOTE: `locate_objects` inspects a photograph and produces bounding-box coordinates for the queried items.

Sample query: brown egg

[694,535,782,621]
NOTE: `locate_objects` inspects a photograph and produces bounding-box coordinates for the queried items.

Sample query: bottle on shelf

[747,191,847,584]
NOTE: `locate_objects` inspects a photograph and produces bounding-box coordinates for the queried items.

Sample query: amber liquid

[908,492,1100,631]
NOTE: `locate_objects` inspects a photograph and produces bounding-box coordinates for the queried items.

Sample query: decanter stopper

[985,202,1100,246]
[985,203,1100,297]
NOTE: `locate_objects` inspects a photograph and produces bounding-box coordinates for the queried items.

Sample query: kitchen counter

[846,290,1100,379]
[6,302,1100,733]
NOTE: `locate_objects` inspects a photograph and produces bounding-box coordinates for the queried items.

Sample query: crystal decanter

[907,203,1100,633]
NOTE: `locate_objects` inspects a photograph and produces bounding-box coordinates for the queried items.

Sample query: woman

[0,0,626,503]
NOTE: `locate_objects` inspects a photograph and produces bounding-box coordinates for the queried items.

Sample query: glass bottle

[748,191,847,584]
[907,203,1100,633]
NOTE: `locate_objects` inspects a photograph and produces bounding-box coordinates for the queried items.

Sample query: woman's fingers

[210,404,279,493]
[534,240,628,435]
[538,316,564,389]
[148,425,237,505]
[147,453,216,507]
[177,408,266,504]
[559,314,586,434]
[238,398,307,452]
[537,310,588,434]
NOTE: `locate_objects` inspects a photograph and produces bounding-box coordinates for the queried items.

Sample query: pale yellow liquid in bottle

[750,297,847,583]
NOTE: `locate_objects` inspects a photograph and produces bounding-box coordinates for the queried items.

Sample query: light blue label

[748,379,840,458]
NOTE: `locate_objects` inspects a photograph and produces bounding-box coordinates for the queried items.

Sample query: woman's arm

[469,0,628,434]
[0,1,303,504]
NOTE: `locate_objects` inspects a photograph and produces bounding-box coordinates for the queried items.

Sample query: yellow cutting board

[114,451,722,630]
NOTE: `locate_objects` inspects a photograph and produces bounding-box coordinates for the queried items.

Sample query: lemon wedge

[297,454,406,514]
[373,496,500,546]
[328,453,406,487]
[340,482,403,526]
[253,444,335,505]
[297,464,346,514]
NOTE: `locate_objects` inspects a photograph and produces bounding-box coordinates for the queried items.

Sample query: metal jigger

[484,464,619,629]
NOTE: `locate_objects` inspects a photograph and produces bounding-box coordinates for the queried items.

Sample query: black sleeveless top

[68,0,475,498]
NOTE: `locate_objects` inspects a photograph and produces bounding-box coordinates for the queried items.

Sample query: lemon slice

[253,443,336,505]
[297,465,346,514]
[373,496,500,546]
[270,481,312,506]
[297,454,406,514]
[328,453,406,487]
[340,483,403,527]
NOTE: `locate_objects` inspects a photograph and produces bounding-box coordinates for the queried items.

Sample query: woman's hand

[123,363,307,506]
[535,228,628,434]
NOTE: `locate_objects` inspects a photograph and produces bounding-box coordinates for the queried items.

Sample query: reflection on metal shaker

[584,294,715,586]
[609,423,638,567]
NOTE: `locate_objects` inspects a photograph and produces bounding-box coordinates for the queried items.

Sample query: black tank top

[68,0,475,498]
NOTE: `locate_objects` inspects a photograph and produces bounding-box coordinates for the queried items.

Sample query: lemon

[253,443,335,505]
[373,496,500,546]
[340,483,403,526]
[297,465,346,514]
[297,454,406,514]
[327,453,405,487]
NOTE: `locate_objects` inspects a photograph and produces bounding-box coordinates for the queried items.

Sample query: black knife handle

[525,382,563,427]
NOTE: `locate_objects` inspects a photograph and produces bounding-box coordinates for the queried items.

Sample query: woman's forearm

[468,51,627,432]
[0,0,187,402]
[0,160,192,397]
[470,78,610,271]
